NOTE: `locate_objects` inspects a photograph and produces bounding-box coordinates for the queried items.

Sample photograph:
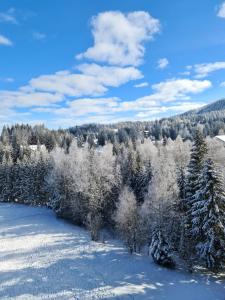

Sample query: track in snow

[0,203,224,300]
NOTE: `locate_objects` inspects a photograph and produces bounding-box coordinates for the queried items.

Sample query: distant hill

[181,99,225,117]
[68,98,225,142]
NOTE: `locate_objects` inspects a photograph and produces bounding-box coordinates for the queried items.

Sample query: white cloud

[220,81,225,87]
[29,64,142,97]
[0,77,211,126]
[77,63,142,87]
[0,90,64,107]
[50,78,211,123]
[119,78,211,112]
[32,31,46,41]
[157,58,169,69]
[194,61,225,78]
[150,78,212,101]
[217,2,225,18]
[0,8,18,24]
[135,102,205,119]
[76,11,160,66]
[134,82,149,88]
[0,62,142,123]
[0,34,13,46]
[0,9,213,127]
[54,97,120,117]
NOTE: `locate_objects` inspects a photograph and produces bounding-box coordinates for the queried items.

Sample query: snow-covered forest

[0,124,225,273]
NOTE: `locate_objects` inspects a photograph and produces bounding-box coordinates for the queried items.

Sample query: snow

[216,135,225,143]
[0,203,224,300]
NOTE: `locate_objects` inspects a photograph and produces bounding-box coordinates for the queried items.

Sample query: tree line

[0,124,225,272]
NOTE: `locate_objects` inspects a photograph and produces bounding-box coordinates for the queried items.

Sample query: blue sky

[1,0,225,128]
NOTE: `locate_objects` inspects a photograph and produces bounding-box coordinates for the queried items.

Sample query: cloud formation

[217,2,225,18]
[0,34,13,46]
[157,58,169,69]
[0,8,18,24]
[29,64,142,97]
[134,82,149,88]
[76,11,160,66]
[194,61,225,78]
[0,9,215,127]
[47,78,212,123]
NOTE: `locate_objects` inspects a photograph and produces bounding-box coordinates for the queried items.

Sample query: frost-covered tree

[150,230,175,268]
[143,144,179,244]
[115,186,139,253]
[190,158,225,270]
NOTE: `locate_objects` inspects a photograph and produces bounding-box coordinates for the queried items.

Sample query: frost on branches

[150,231,175,269]
[190,158,225,271]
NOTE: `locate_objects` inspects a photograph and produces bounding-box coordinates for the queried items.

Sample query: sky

[1,0,225,128]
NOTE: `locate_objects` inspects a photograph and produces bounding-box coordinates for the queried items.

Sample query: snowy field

[0,203,224,300]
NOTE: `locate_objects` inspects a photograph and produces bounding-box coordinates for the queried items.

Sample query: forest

[0,122,225,273]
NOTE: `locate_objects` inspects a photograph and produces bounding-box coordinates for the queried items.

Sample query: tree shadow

[0,204,225,300]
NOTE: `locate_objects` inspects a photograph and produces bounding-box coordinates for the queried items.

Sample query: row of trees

[0,125,224,272]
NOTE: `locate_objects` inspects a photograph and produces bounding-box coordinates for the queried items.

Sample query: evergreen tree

[190,158,225,270]
[184,130,208,265]
[186,130,208,203]
[150,230,175,268]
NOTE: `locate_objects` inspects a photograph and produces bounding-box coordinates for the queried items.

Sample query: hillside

[181,99,225,116]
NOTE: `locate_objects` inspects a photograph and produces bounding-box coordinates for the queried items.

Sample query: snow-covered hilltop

[0,203,224,300]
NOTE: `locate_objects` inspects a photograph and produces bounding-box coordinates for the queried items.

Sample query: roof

[216,135,225,142]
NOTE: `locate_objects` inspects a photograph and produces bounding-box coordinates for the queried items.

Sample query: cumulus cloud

[119,78,211,112]
[0,9,213,126]
[0,62,142,124]
[54,97,120,117]
[157,58,169,69]
[50,78,212,122]
[0,34,13,46]
[77,63,142,87]
[217,2,225,18]
[194,61,225,78]
[0,90,64,108]
[134,82,149,88]
[150,78,212,101]
[76,11,160,66]
[29,64,142,97]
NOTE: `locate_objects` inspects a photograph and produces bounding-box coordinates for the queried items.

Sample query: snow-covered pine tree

[190,158,225,270]
[176,167,188,256]
[183,130,208,263]
[177,167,186,212]
[186,130,208,203]
[150,230,175,268]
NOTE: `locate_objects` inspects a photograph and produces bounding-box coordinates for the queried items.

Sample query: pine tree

[150,230,175,268]
[190,158,225,270]
[176,167,188,256]
[177,167,186,211]
[186,130,208,203]
[184,130,208,265]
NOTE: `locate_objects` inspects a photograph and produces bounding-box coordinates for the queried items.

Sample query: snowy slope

[0,204,224,300]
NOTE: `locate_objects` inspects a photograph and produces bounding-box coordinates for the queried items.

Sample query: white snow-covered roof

[216,135,225,142]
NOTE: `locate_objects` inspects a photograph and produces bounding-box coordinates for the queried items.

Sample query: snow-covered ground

[0,203,224,300]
